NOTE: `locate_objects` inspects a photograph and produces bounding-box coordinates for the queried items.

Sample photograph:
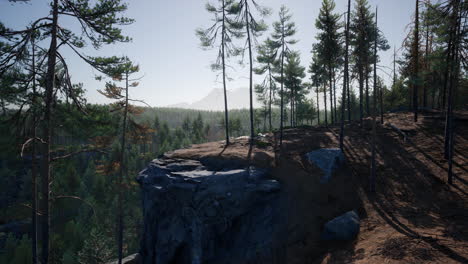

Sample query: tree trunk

[290,87,293,127]
[340,1,351,151]
[423,22,429,108]
[365,64,370,116]
[370,7,378,193]
[279,25,285,146]
[31,34,38,264]
[222,0,230,145]
[333,71,337,124]
[268,68,273,131]
[380,79,384,124]
[324,84,328,126]
[246,3,255,142]
[316,87,320,125]
[41,1,58,263]
[118,73,129,264]
[445,0,461,165]
[358,64,364,126]
[413,0,419,122]
[329,64,334,124]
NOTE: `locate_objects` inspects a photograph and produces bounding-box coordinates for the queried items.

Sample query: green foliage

[0,234,32,264]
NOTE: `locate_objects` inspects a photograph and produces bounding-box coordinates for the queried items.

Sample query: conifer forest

[0,0,467,263]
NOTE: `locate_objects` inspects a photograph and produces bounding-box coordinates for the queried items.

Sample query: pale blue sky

[0,0,415,107]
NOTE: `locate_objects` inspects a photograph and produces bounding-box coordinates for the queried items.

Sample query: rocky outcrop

[305,148,345,184]
[137,157,283,264]
[321,211,360,241]
[137,146,361,264]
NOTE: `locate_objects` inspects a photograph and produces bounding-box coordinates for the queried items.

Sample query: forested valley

[0,0,466,263]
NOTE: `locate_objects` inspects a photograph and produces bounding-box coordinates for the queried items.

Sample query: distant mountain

[167,88,261,111]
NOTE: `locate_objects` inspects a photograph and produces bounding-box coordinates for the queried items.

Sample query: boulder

[108,253,140,264]
[321,211,360,241]
[305,148,346,183]
[137,157,283,264]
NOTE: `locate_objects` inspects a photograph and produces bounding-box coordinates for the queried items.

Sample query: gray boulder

[321,211,360,241]
[137,157,283,264]
[108,253,140,264]
[306,148,346,183]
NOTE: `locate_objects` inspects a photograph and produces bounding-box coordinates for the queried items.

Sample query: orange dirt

[169,111,468,264]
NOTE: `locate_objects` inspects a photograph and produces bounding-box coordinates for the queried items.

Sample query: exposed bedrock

[137,147,360,264]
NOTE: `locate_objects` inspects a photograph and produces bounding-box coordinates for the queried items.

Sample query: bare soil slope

[168,111,468,264]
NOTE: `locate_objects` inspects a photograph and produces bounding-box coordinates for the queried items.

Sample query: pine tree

[254,38,277,131]
[309,51,327,126]
[350,0,389,126]
[314,0,343,125]
[236,0,269,142]
[197,0,243,145]
[1,2,133,262]
[97,58,141,264]
[283,51,307,127]
[270,6,297,145]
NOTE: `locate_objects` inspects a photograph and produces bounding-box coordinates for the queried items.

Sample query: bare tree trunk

[380,79,384,124]
[279,26,285,146]
[333,72,337,124]
[31,34,38,264]
[329,64,334,124]
[393,46,396,89]
[423,22,429,108]
[365,65,370,116]
[370,7,378,193]
[118,72,129,264]
[221,0,230,145]
[446,0,461,172]
[290,87,294,127]
[269,68,273,131]
[245,3,255,142]
[316,87,320,125]
[413,0,419,122]
[359,65,364,126]
[340,1,351,151]
[324,84,328,126]
[41,1,58,263]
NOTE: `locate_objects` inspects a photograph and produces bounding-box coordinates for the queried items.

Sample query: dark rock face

[137,157,283,264]
[321,211,360,241]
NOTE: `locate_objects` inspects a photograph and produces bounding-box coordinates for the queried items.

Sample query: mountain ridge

[166,87,261,111]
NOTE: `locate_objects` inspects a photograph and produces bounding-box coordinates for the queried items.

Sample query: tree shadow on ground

[310,116,467,263]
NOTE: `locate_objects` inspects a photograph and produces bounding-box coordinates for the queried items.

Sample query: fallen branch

[51,148,108,162]
[386,122,408,142]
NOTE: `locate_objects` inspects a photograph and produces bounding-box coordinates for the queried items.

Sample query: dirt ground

[169,111,468,264]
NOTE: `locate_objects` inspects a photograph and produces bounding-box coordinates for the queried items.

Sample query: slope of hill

[151,111,468,263]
